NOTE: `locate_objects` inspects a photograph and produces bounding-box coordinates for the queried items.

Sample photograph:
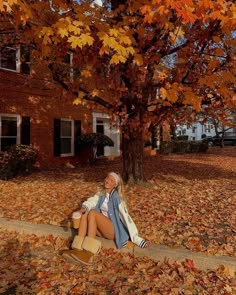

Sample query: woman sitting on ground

[63,172,150,265]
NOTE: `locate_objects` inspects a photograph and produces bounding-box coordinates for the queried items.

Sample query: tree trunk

[121,127,144,184]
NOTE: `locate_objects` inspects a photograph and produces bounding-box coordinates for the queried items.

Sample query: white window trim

[60,118,74,157]
[0,46,21,73]
[92,112,120,157]
[0,114,21,151]
[69,52,73,82]
[63,52,73,83]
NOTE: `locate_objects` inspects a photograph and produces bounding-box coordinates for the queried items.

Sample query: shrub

[0,145,37,180]
[160,140,208,154]
[195,141,208,153]
[173,140,191,153]
[144,140,152,147]
[0,151,16,180]
[160,141,174,154]
[176,135,189,141]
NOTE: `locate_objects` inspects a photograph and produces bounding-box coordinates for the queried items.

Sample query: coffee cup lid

[72,212,81,219]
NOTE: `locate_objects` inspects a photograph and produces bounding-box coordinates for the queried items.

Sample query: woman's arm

[118,201,149,248]
[81,193,100,212]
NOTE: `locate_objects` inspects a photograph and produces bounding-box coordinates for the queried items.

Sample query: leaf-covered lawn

[0,147,235,257]
[0,230,235,294]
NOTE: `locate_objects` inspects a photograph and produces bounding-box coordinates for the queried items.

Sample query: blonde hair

[100,172,127,204]
[116,173,126,202]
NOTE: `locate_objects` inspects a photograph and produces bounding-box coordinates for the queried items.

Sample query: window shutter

[21,116,30,145]
[54,119,61,157]
[21,47,30,75]
[74,120,81,155]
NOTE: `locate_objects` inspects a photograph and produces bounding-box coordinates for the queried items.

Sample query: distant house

[176,121,236,141]
[0,46,120,167]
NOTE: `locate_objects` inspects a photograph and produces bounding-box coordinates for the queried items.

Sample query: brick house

[0,47,120,167]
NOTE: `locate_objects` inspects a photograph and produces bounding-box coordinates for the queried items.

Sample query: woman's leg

[78,212,88,237]
[87,210,115,240]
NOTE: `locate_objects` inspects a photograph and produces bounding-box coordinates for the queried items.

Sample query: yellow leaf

[68,36,81,48]
[167,88,178,103]
[99,46,110,56]
[91,89,100,97]
[119,35,132,45]
[80,34,94,46]
[68,34,94,49]
[157,5,168,15]
[140,5,151,14]
[105,36,118,49]
[109,28,120,37]
[133,54,143,66]
[160,87,167,99]
[81,69,92,78]
[67,24,79,34]
[73,20,84,27]
[110,54,127,64]
[73,91,86,105]
[73,98,83,105]
[126,46,135,55]
[98,32,114,48]
[115,45,129,57]
[58,27,68,38]
[169,32,176,43]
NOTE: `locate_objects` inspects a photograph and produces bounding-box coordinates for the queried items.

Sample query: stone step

[0,217,235,272]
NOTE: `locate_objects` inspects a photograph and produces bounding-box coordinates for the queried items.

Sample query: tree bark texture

[121,127,144,184]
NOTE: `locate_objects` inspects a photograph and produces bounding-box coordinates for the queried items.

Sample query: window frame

[60,118,74,157]
[63,52,74,82]
[0,46,21,73]
[0,114,21,151]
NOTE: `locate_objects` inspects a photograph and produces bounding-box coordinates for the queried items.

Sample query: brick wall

[0,69,94,167]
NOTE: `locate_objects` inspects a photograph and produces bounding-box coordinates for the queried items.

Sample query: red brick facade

[0,69,94,167]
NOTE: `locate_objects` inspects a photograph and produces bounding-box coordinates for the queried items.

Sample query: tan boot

[61,236,84,264]
[70,236,102,265]
[71,235,84,250]
[61,249,81,264]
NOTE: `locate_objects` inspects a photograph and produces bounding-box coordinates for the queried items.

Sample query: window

[63,52,73,82]
[60,119,74,156]
[54,119,81,157]
[182,129,186,135]
[0,47,20,72]
[192,126,196,133]
[205,124,211,133]
[0,114,20,151]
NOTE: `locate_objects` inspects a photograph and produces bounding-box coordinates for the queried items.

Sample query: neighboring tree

[0,0,235,182]
[200,106,236,147]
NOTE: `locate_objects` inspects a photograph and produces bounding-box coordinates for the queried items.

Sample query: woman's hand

[72,208,86,216]
[79,208,86,215]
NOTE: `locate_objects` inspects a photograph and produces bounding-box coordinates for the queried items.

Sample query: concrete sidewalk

[0,217,235,272]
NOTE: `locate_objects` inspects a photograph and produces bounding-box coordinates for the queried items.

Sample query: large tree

[1,0,235,182]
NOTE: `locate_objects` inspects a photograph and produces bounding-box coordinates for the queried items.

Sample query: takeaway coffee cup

[72,212,81,229]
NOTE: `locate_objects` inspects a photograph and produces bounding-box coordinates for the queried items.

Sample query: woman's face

[104,175,116,190]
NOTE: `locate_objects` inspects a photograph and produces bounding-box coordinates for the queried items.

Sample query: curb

[0,217,235,272]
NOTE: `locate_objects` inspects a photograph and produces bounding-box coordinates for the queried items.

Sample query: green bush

[160,140,208,154]
[160,141,174,154]
[195,141,208,152]
[0,151,16,180]
[176,135,189,141]
[173,140,191,153]
[144,139,152,147]
[0,145,37,180]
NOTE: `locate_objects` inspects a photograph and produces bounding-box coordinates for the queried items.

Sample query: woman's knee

[87,209,97,220]
[80,211,88,221]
